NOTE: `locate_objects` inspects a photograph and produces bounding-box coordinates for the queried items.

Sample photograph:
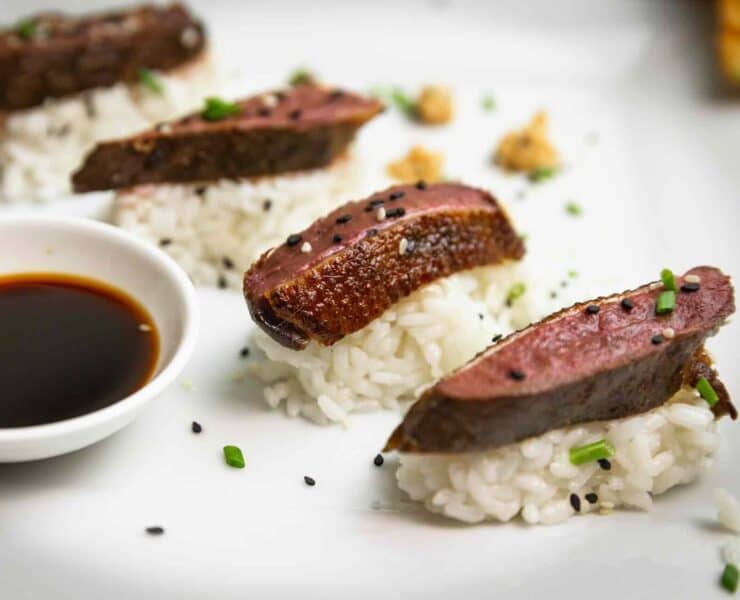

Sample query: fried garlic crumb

[386,145,444,183]
[417,85,454,125]
[494,111,559,173]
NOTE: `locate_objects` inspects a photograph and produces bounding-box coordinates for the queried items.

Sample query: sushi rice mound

[396,387,719,524]
[252,262,546,424]
[113,156,363,288]
[0,57,218,202]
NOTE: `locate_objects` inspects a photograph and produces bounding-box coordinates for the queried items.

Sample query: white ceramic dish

[0,216,199,462]
[1,1,739,599]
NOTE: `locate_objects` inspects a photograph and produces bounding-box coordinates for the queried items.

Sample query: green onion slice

[696,377,720,407]
[661,268,677,291]
[202,97,241,121]
[528,167,557,183]
[721,564,738,594]
[569,439,615,465]
[223,445,245,469]
[481,94,496,112]
[15,19,36,39]
[288,68,315,87]
[565,202,583,217]
[506,282,527,305]
[138,68,163,95]
[655,290,676,314]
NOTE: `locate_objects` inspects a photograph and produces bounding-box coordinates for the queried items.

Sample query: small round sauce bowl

[0,216,199,462]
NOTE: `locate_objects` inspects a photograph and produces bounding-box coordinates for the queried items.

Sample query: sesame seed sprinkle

[509,369,526,381]
[374,454,384,467]
[598,458,612,471]
[332,234,343,243]
[191,421,202,434]
[286,234,302,246]
[621,298,634,311]
[569,493,581,512]
[336,214,352,224]
[376,207,386,221]
[681,282,700,293]
[386,207,406,218]
[585,492,598,504]
[651,334,663,345]
[145,526,165,536]
[180,26,200,48]
[662,327,675,339]
[586,304,600,315]
[304,476,316,487]
[289,109,302,120]
[261,93,279,108]
[416,180,427,190]
[492,334,503,343]
[684,274,701,284]
[389,191,405,201]
[399,238,409,255]
[138,323,151,332]
[300,241,312,253]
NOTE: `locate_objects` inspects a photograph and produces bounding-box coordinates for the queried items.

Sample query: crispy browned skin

[385,266,735,454]
[71,85,383,192]
[0,4,205,112]
[244,182,525,349]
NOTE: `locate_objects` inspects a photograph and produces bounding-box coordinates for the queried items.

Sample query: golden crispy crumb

[719,29,740,83]
[494,111,559,173]
[386,145,444,183]
[416,85,454,125]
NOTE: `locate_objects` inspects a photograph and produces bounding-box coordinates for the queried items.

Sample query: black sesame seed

[336,214,352,224]
[598,458,612,471]
[222,256,234,269]
[386,207,406,218]
[217,275,227,289]
[373,454,384,467]
[159,238,172,247]
[569,493,581,512]
[145,526,165,535]
[195,186,207,196]
[585,492,598,504]
[478,313,484,320]
[328,89,345,101]
[262,199,272,211]
[389,191,406,201]
[621,298,634,311]
[191,421,202,434]
[681,282,700,293]
[550,291,558,299]
[286,234,302,246]
[240,347,250,358]
[275,91,287,101]
[416,180,427,190]
[304,476,316,486]
[370,198,385,206]
[257,107,272,117]
[560,280,568,288]
[586,304,600,314]
[366,228,378,237]
[332,234,343,243]
[492,334,503,343]
[651,334,663,345]
[509,369,526,381]
[289,109,302,120]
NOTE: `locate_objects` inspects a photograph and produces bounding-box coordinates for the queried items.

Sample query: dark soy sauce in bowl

[0,273,159,428]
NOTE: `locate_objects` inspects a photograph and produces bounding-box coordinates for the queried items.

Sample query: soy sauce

[0,273,159,428]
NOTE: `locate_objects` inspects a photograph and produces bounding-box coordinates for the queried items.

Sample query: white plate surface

[1,1,739,598]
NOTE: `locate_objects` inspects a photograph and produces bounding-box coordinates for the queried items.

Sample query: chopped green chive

[202,97,240,121]
[568,269,579,279]
[721,564,738,593]
[15,18,36,40]
[369,85,416,118]
[137,68,163,95]
[528,167,557,183]
[565,201,583,217]
[223,445,245,469]
[481,94,496,112]
[288,67,316,87]
[696,376,720,407]
[656,290,676,314]
[661,268,677,291]
[506,282,527,305]
[569,439,615,465]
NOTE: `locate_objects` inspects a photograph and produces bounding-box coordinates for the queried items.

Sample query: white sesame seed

[685,274,701,284]
[180,26,200,48]
[300,241,312,253]
[662,327,675,339]
[376,207,386,222]
[261,93,279,108]
[138,323,152,332]
[398,238,408,256]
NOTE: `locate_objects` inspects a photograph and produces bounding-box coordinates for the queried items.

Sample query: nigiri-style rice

[396,387,718,524]
[113,155,364,288]
[251,262,548,424]
[0,56,218,202]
